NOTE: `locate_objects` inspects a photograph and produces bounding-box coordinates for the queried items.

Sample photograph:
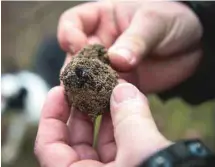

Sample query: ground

[1,2,215,167]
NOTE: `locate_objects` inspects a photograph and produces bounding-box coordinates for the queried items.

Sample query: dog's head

[1,74,27,114]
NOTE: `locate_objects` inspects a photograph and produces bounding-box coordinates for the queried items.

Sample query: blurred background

[1,1,215,167]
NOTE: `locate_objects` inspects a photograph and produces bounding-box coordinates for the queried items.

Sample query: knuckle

[139,7,166,27]
[142,10,162,21]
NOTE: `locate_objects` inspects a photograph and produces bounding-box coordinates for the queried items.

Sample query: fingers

[96,80,130,163]
[37,86,70,144]
[35,86,79,167]
[110,83,171,167]
[136,48,202,93]
[96,112,116,163]
[108,6,167,71]
[68,160,103,167]
[67,110,99,161]
[58,1,119,54]
[57,2,100,53]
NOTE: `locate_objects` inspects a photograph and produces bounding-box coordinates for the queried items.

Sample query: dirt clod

[60,44,118,121]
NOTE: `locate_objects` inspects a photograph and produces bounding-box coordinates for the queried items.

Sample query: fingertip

[46,85,68,107]
[58,21,87,53]
[108,49,137,72]
[47,86,64,98]
[110,82,149,120]
[111,83,139,105]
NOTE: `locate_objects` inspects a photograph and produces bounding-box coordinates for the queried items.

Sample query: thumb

[110,83,171,167]
[108,7,167,71]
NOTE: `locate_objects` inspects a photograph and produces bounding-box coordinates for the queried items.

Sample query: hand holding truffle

[35,83,171,167]
[58,1,202,93]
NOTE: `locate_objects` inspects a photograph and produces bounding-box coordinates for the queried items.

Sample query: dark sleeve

[138,139,215,167]
[158,2,215,105]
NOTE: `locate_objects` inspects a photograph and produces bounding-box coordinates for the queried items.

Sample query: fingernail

[113,83,138,104]
[109,48,133,64]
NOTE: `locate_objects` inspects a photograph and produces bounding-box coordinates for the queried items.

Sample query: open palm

[35,84,170,167]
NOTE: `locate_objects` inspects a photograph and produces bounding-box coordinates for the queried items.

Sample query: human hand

[34,82,171,167]
[58,1,203,93]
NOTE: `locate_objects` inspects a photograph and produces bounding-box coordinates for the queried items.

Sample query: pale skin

[35,83,171,167]
[35,1,203,167]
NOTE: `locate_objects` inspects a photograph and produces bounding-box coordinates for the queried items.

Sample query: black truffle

[60,44,118,120]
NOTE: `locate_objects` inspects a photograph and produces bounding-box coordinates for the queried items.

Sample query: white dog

[1,70,50,164]
[1,36,66,165]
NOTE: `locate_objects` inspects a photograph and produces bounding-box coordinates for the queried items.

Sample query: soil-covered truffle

[60,44,118,120]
